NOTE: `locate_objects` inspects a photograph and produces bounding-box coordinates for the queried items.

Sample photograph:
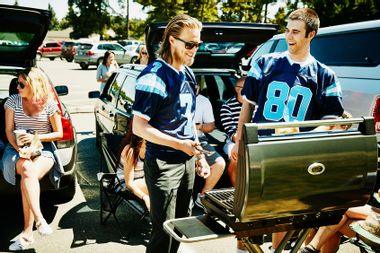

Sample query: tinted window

[112,44,125,51]
[79,43,93,50]
[117,76,136,114]
[273,39,287,52]
[46,43,59,48]
[311,30,380,66]
[251,40,276,63]
[107,72,127,106]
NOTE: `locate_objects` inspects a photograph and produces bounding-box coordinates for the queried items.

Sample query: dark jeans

[144,156,195,253]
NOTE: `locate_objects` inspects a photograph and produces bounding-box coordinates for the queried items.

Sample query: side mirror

[55,85,69,96]
[88,90,100,99]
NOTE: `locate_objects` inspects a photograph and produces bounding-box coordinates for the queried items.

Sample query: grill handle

[243,117,375,144]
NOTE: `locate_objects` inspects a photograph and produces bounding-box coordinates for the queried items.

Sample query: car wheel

[80,62,89,70]
[36,53,42,61]
[49,57,55,61]
[66,56,74,62]
[97,58,103,66]
[54,175,77,204]
[130,56,138,64]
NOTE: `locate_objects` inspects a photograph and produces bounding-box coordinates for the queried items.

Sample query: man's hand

[196,157,210,178]
[178,139,202,156]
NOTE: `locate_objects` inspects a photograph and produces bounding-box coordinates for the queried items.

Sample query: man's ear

[308,30,316,40]
[169,35,175,46]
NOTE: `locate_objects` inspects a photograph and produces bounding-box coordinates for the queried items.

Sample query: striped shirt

[4,94,59,134]
[220,96,242,139]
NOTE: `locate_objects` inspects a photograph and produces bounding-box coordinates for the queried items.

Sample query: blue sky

[0,0,147,20]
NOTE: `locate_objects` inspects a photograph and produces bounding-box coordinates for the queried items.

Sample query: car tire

[97,58,103,66]
[53,175,77,204]
[66,57,74,62]
[80,62,89,70]
[36,53,42,61]
[130,56,138,64]
[49,57,55,61]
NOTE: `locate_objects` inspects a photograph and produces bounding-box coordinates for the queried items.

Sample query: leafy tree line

[29,0,380,39]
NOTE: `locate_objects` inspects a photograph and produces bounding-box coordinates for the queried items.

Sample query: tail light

[50,85,75,149]
[86,51,95,56]
[372,97,380,132]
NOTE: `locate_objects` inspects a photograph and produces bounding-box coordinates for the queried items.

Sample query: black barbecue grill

[164,118,378,253]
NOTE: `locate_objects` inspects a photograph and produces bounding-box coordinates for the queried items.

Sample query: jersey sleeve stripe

[136,73,168,98]
[132,110,151,121]
[247,62,262,80]
[325,83,342,97]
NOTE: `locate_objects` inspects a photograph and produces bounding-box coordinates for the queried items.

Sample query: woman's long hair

[102,50,115,65]
[118,120,143,167]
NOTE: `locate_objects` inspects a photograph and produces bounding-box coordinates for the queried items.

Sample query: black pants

[144,156,195,253]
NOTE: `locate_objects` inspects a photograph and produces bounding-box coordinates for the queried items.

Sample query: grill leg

[241,237,264,253]
[275,230,296,253]
[289,228,312,253]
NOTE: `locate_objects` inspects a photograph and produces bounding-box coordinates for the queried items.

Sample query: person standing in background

[96,50,119,92]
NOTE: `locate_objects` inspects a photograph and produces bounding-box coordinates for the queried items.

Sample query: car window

[112,44,125,51]
[117,75,137,114]
[46,43,59,48]
[79,43,92,50]
[97,44,106,50]
[250,40,276,65]
[107,72,127,106]
[311,30,380,66]
[273,39,287,53]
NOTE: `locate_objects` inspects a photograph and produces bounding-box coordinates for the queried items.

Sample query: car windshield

[0,32,33,52]
[198,42,244,54]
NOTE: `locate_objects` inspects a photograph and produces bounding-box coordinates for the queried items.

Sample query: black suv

[89,22,277,177]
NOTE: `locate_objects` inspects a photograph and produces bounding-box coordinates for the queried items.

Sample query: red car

[37,41,62,61]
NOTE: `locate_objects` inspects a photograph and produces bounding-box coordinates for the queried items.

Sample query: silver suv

[74,41,131,69]
[249,19,380,142]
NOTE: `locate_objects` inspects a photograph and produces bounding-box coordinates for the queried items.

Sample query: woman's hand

[17,132,33,146]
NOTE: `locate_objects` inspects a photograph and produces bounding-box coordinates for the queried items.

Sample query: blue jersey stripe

[136,73,168,98]
[247,61,262,80]
[325,82,342,97]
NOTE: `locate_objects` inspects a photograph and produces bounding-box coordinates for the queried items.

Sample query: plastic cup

[14,129,26,146]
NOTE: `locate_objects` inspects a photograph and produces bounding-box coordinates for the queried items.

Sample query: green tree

[48,4,60,30]
[220,0,276,23]
[302,0,380,27]
[66,0,111,39]
[184,1,219,22]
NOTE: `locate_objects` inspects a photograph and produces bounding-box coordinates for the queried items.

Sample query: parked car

[61,41,80,62]
[248,19,380,144]
[0,4,77,203]
[118,39,141,47]
[88,22,277,178]
[36,41,62,61]
[123,44,139,63]
[74,41,129,70]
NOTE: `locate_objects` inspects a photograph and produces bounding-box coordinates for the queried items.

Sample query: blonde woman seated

[3,67,63,251]
[116,125,149,210]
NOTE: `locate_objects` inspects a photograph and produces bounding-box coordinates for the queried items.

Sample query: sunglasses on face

[174,37,202,50]
[17,80,27,89]
[141,51,148,55]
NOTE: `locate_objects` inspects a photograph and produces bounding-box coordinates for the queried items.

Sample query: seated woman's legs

[130,178,150,210]
[16,156,54,236]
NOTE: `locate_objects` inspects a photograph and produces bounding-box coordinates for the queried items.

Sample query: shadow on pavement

[0,195,58,252]
[57,135,150,250]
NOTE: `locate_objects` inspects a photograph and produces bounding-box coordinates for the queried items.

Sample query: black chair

[97,133,149,235]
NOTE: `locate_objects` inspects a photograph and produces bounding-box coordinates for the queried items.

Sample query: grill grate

[205,188,235,212]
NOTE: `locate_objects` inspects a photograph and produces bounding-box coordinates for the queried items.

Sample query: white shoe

[36,219,53,236]
[9,235,34,251]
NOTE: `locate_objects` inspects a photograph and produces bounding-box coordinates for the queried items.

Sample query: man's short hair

[158,14,202,63]
[288,8,320,36]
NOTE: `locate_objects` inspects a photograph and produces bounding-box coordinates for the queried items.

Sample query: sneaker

[9,235,34,251]
[36,219,53,236]
[194,193,204,209]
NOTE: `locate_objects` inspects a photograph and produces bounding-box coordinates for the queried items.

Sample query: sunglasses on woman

[174,37,202,50]
[17,80,26,89]
[141,51,148,55]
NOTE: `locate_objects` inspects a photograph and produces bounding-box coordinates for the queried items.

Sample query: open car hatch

[0,4,50,67]
[145,22,278,69]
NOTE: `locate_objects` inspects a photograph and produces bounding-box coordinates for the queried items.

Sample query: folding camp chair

[97,133,149,235]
